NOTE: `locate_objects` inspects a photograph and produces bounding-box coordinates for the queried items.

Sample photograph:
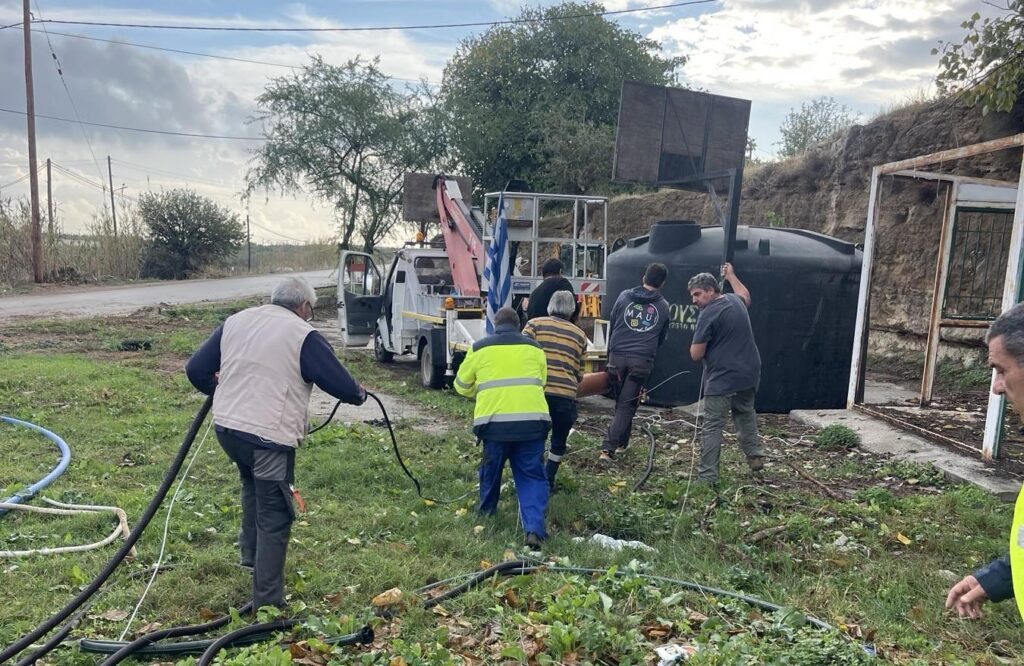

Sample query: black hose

[415,563,836,633]
[82,624,373,658]
[97,601,253,665]
[0,396,213,665]
[317,392,473,505]
[12,606,89,666]
[196,619,299,666]
[633,425,656,491]
[307,399,342,435]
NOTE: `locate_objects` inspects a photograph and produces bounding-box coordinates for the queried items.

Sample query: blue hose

[1,416,71,514]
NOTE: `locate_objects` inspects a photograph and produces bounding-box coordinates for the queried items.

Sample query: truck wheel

[420,341,445,389]
[373,327,394,363]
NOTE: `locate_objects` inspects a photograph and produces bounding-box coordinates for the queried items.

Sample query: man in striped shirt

[522,290,588,490]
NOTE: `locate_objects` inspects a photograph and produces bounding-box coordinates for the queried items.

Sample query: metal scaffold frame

[847,133,1024,460]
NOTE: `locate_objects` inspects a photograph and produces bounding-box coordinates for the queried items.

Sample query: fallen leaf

[473,525,484,535]
[423,499,436,506]
[641,621,673,639]
[90,609,129,622]
[896,532,912,546]
[372,587,403,607]
[136,621,162,635]
[480,559,492,569]
[389,657,408,666]
[502,588,520,607]
[687,610,708,626]
[455,508,468,517]
[503,549,516,561]
[198,607,219,621]
[431,604,450,617]
[346,537,362,546]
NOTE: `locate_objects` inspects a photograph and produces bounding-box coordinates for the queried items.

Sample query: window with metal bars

[943,207,1014,320]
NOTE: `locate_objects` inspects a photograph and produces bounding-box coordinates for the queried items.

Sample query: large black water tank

[604,220,862,412]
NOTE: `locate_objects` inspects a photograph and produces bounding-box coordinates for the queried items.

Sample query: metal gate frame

[847,134,1024,460]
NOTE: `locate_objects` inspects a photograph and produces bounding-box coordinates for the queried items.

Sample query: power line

[31,1,717,32]
[249,218,310,244]
[51,161,137,201]
[33,0,108,188]
[0,165,43,190]
[0,106,261,141]
[34,29,438,85]
[111,158,238,189]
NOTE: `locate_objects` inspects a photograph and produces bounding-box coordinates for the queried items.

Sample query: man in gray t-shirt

[689,264,765,483]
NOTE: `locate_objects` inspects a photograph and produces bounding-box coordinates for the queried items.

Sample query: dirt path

[309,318,450,434]
[0,269,334,320]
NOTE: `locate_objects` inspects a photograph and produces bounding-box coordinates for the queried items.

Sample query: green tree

[776,97,858,158]
[138,189,244,280]
[440,1,682,195]
[247,56,443,251]
[933,5,1023,114]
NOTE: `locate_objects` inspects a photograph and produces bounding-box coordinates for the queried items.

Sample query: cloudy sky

[0,0,996,241]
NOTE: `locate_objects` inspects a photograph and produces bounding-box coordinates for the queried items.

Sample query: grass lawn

[0,301,1021,665]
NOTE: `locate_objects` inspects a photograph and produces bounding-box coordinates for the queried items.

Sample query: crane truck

[337,173,609,388]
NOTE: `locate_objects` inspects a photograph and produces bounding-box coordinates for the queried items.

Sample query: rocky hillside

[601,96,1024,358]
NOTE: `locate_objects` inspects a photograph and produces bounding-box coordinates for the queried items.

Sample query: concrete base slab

[790,408,1020,501]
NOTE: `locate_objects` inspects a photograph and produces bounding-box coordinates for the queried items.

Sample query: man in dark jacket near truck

[186,277,367,611]
[600,262,671,461]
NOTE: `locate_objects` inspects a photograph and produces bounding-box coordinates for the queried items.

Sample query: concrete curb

[790,409,1020,501]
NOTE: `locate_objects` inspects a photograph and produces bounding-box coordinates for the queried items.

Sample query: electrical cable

[0,396,213,664]
[35,30,439,85]
[33,0,107,188]
[0,416,71,514]
[31,1,718,33]
[310,392,475,504]
[0,106,261,141]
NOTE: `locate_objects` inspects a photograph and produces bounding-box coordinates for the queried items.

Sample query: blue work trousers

[479,438,549,538]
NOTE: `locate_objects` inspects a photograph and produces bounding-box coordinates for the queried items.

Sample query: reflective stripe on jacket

[454,323,551,442]
[1010,485,1024,619]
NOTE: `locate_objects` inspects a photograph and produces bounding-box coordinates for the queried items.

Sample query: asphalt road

[0,269,336,320]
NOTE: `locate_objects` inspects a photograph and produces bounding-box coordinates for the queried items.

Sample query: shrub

[814,424,860,450]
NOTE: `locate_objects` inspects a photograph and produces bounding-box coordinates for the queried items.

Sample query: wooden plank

[848,167,881,407]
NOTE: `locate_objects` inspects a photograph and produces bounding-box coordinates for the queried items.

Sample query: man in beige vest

[186,277,366,611]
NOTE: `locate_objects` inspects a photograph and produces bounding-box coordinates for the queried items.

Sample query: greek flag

[483,194,511,334]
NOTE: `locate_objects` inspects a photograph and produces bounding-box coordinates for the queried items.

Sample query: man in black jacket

[945,302,1024,620]
[527,258,576,321]
[600,263,670,461]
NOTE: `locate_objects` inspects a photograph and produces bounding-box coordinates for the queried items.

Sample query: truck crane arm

[434,175,484,298]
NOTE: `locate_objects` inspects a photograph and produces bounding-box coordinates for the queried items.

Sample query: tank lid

[648,220,702,254]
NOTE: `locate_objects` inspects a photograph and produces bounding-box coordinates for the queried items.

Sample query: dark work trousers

[602,353,652,453]
[216,429,296,610]
[699,387,765,483]
[479,438,549,538]
[545,395,578,488]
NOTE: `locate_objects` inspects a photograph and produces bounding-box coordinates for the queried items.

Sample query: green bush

[814,424,860,450]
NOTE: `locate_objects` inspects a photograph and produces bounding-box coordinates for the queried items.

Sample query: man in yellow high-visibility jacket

[946,302,1024,620]
[455,306,551,549]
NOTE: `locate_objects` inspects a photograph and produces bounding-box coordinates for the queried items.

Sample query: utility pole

[23,0,43,283]
[107,155,117,236]
[46,157,53,236]
[246,213,251,272]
